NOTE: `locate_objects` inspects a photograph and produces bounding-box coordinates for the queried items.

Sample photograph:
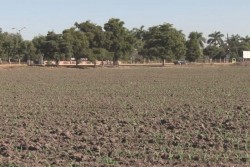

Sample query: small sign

[243,51,250,59]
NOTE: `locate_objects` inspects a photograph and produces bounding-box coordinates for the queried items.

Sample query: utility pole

[12,27,26,34]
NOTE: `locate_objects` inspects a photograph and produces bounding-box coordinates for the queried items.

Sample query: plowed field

[0,66,249,166]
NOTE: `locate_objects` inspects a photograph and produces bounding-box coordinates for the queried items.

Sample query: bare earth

[0,66,249,166]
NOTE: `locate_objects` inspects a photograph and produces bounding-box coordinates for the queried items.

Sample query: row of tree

[1,18,250,65]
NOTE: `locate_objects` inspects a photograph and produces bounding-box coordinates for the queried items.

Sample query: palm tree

[206,31,225,63]
[207,31,224,46]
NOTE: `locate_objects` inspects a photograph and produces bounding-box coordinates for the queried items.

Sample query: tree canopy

[142,23,186,65]
[207,31,224,46]
[185,32,206,62]
[104,18,135,65]
[1,19,250,65]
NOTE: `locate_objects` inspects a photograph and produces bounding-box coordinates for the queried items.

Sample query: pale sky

[0,0,249,40]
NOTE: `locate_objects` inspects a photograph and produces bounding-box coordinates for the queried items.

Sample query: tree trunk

[162,59,165,66]
[28,56,31,65]
[18,58,21,64]
[39,55,44,65]
[56,60,60,66]
[113,52,121,66]
[113,56,119,66]
[8,57,11,64]
[101,59,104,67]
[113,60,119,66]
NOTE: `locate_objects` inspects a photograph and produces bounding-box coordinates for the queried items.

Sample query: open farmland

[0,66,250,166]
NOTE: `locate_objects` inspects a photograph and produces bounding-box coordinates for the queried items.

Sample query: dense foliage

[142,23,186,65]
[1,18,250,64]
[185,32,206,62]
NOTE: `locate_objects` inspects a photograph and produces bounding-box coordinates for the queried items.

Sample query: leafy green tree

[0,30,4,63]
[240,35,250,43]
[237,36,250,59]
[75,21,112,64]
[142,23,186,66]
[131,26,146,63]
[75,21,106,48]
[131,26,145,52]
[14,34,24,64]
[32,35,46,63]
[104,18,134,65]
[32,35,46,54]
[225,34,241,60]
[186,32,206,62]
[21,40,37,64]
[0,32,24,64]
[203,45,224,62]
[186,40,202,62]
[42,31,63,64]
[2,33,18,64]
[62,28,89,65]
[61,28,75,61]
[92,48,114,66]
[58,39,72,61]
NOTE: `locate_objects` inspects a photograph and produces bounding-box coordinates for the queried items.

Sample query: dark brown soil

[0,66,249,166]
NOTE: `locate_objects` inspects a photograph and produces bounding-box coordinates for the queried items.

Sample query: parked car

[173,60,188,65]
